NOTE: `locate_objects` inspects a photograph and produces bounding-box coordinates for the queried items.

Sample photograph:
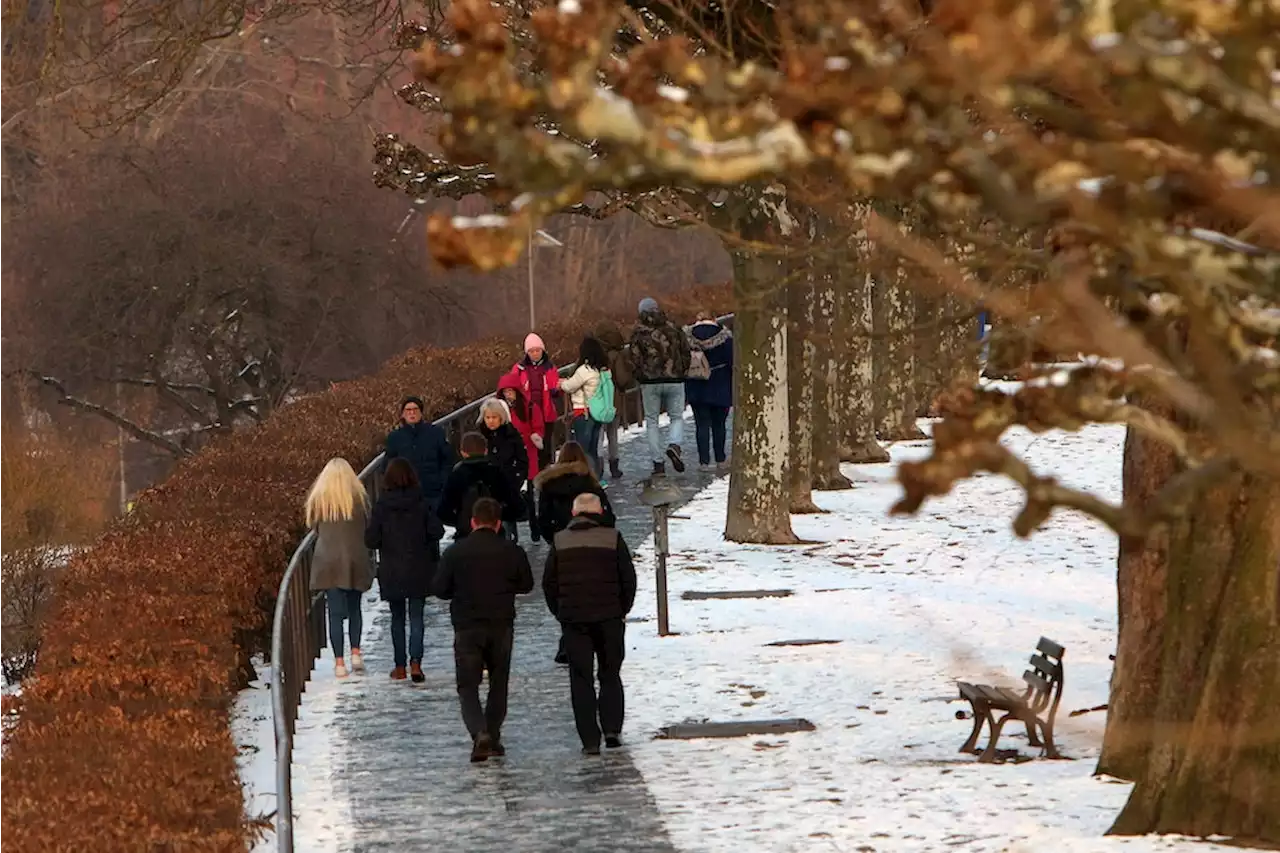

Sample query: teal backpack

[588,369,617,423]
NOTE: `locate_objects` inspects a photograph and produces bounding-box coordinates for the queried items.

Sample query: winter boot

[409,661,425,683]
[605,734,623,749]
[652,461,666,475]
[608,458,623,480]
[390,666,407,681]
[471,732,492,763]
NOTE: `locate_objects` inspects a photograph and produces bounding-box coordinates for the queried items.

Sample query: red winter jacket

[497,373,545,479]
[506,355,559,426]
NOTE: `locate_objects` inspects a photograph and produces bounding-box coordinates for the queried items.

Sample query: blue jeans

[641,383,685,463]
[388,598,426,666]
[326,588,363,658]
[571,415,603,477]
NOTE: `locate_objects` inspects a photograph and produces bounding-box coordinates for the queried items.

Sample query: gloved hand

[531,433,544,450]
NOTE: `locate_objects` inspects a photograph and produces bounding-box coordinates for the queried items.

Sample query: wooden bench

[957,637,1065,763]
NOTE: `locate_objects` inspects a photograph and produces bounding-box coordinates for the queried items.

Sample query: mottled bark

[871,271,927,442]
[913,292,943,418]
[811,266,851,491]
[786,250,822,513]
[1108,469,1280,844]
[724,214,797,544]
[1098,395,1180,781]
[838,270,889,464]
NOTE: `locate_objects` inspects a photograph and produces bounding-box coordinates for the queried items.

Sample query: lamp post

[639,476,684,637]
[527,225,563,330]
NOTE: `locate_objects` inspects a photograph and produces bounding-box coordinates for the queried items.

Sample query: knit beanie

[400,395,425,413]
[524,333,546,353]
[638,297,659,315]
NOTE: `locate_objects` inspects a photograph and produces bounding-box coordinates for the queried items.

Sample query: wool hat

[400,395,425,413]
[638,297,659,315]
[524,333,546,353]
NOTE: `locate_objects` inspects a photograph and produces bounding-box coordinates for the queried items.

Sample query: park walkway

[290,413,729,852]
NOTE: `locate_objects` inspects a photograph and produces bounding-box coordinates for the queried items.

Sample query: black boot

[609,458,623,479]
[652,461,666,475]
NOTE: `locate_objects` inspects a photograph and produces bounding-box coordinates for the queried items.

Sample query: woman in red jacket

[497,369,549,542]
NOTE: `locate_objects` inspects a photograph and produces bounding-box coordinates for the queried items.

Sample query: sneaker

[666,444,685,473]
[409,661,425,684]
[582,744,602,756]
[390,666,407,680]
[652,461,666,475]
[609,459,623,479]
[599,477,609,488]
[335,660,349,679]
[604,734,622,749]
[471,732,492,763]
[349,650,365,673]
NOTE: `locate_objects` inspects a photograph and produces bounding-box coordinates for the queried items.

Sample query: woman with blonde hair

[305,458,374,678]
[477,397,529,541]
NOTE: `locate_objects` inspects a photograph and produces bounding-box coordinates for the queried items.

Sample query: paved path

[299,414,729,853]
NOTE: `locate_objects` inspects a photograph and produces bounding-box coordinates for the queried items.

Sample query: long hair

[382,457,419,492]
[304,458,369,527]
[578,336,608,370]
[477,397,511,426]
[556,441,599,484]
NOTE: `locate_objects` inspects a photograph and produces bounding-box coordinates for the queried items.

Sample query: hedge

[0,285,731,852]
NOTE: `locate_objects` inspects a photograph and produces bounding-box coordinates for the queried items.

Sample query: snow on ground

[623,422,1233,853]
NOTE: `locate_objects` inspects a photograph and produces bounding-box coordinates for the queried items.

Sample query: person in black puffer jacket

[534,441,616,541]
[477,398,529,541]
[364,458,445,683]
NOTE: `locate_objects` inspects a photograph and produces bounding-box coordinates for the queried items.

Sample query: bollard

[639,475,683,638]
[653,504,671,636]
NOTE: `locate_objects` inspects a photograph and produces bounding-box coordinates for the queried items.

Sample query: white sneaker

[349,651,365,673]
[335,660,349,678]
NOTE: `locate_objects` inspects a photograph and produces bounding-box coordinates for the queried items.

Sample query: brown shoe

[471,732,492,763]
[390,666,407,680]
[409,661,425,684]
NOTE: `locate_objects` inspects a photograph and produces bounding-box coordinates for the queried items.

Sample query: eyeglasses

[403,406,422,413]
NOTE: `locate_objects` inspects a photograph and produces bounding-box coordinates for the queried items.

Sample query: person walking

[592,320,635,482]
[437,432,521,541]
[364,458,444,683]
[477,397,530,541]
[305,458,374,679]
[558,336,608,478]
[629,297,692,474]
[385,396,455,512]
[496,372,546,541]
[505,335,560,538]
[685,311,734,468]
[434,497,535,762]
[542,493,637,755]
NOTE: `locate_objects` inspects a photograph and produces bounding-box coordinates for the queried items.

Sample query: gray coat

[310,515,374,592]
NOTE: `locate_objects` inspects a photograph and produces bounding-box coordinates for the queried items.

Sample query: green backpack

[588,369,617,423]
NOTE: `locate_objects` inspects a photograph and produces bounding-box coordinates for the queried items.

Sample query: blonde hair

[477,397,511,426]
[304,458,369,528]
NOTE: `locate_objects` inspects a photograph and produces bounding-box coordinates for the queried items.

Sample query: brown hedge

[0,284,731,853]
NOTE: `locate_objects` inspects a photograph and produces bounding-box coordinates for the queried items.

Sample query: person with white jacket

[559,336,608,478]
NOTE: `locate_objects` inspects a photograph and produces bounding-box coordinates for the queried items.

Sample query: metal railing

[269,315,732,851]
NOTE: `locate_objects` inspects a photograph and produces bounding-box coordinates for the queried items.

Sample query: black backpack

[459,474,494,529]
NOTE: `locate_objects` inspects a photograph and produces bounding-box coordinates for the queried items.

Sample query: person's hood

[690,323,732,350]
[593,322,625,350]
[638,307,669,328]
[533,459,592,489]
[497,373,523,393]
[454,456,494,472]
[381,487,424,512]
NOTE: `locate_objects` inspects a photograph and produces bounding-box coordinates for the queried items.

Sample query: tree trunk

[839,269,890,464]
[1107,468,1280,844]
[786,247,823,513]
[811,258,852,490]
[913,292,943,418]
[1098,394,1179,781]
[724,190,797,545]
[871,268,927,442]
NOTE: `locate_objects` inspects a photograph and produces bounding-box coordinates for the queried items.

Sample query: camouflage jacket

[629,309,692,383]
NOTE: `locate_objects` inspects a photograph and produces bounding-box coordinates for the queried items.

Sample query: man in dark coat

[684,312,734,467]
[437,432,522,540]
[385,396,455,511]
[542,493,637,755]
[435,497,535,762]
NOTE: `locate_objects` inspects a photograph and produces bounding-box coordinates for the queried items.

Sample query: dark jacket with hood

[543,514,637,624]
[685,320,734,409]
[593,320,635,391]
[437,457,521,538]
[385,419,455,505]
[534,460,617,539]
[435,528,534,627]
[364,487,445,601]
[630,308,692,384]
[479,420,529,496]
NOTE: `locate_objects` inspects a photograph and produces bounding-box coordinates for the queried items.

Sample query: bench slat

[1037,637,1066,659]
[1022,669,1051,695]
[1028,653,1062,679]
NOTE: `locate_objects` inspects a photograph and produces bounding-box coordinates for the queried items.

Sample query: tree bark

[1098,394,1180,781]
[724,187,798,545]
[811,257,852,490]
[1107,467,1280,844]
[838,268,890,464]
[871,267,927,442]
[786,246,823,513]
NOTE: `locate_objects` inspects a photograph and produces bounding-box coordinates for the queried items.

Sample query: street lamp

[527,225,563,330]
[639,475,684,637]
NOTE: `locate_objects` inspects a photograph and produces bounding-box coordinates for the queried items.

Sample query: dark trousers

[691,403,730,465]
[453,620,515,741]
[387,598,426,667]
[562,618,626,749]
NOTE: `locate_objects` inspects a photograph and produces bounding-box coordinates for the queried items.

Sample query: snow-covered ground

[622,422,1232,852]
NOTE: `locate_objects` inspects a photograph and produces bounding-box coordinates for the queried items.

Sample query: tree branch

[23,372,192,458]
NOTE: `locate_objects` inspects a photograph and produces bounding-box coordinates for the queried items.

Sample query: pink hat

[524,333,545,353]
